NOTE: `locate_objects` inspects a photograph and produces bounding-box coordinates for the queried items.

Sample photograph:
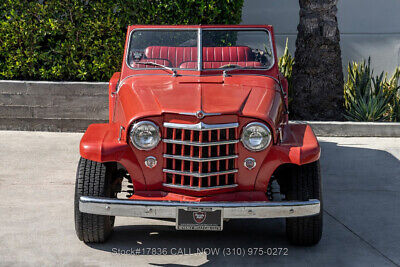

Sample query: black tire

[285,160,323,246]
[74,157,116,243]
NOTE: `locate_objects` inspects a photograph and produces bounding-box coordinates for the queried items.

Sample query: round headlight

[241,122,272,151]
[130,121,160,150]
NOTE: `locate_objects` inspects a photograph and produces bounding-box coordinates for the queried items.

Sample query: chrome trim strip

[225,73,280,84]
[163,183,238,191]
[79,196,321,219]
[179,111,221,117]
[163,169,238,178]
[163,122,238,131]
[163,154,238,162]
[163,139,239,146]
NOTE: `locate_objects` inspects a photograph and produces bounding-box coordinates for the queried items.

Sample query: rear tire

[74,157,116,243]
[285,160,323,246]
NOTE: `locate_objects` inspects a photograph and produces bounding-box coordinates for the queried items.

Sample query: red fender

[79,123,147,190]
[254,123,320,191]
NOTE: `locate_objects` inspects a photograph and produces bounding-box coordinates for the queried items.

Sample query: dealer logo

[193,211,206,224]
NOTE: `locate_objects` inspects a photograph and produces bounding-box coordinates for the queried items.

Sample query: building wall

[241,0,400,75]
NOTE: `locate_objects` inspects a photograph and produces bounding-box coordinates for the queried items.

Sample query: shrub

[386,67,400,121]
[278,38,294,111]
[0,0,244,81]
[344,58,399,122]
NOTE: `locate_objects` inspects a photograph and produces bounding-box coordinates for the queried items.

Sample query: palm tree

[291,0,344,120]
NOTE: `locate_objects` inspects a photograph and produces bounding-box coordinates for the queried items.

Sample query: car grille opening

[162,122,239,191]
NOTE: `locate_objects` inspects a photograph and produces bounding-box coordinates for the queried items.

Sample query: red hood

[116,75,284,131]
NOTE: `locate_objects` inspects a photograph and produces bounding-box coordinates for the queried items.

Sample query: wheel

[285,160,323,246]
[74,157,116,243]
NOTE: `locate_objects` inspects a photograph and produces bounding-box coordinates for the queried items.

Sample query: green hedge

[0,0,244,81]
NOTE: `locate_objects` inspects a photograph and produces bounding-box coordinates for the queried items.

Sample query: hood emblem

[180,110,221,119]
[196,110,205,119]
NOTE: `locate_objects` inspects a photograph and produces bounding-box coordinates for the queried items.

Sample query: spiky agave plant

[344,58,395,121]
[385,67,400,121]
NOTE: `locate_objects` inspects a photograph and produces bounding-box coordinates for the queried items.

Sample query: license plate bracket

[176,207,223,231]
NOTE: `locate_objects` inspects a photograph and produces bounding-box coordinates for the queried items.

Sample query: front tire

[74,157,116,243]
[285,160,323,246]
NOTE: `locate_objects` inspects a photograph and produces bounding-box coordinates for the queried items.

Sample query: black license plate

[176,207,223,231]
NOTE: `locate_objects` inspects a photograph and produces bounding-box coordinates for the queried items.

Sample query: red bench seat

[135,46,261,69]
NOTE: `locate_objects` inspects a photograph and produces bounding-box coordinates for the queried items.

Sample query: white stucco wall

[241,0,400,76]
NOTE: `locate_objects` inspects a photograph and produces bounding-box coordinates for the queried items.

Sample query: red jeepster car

[75,25,322,245]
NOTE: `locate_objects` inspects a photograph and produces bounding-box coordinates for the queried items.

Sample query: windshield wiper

[221,65,253,77]
[135,61,177,76]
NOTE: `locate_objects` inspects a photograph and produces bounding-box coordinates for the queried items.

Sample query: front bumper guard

[79,196,320,219]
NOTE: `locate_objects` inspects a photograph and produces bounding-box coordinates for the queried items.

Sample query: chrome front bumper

[79,196,320,219]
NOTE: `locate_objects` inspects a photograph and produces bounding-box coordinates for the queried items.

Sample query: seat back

[179,61,262,69]
[144,46,197,68]
[144,46,256,68]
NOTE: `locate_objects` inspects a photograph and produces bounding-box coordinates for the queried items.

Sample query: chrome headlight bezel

[130,121,161,151]
[241,122,272,152]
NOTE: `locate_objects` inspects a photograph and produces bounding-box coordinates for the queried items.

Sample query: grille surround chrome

[163,154,238,162]
[163,139,239,146]
[164,122,238,131]
[162,121,239,191]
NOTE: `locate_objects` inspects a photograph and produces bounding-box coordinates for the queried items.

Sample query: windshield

[127,29,274,70]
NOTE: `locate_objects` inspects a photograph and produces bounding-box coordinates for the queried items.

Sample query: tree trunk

[291,0,344,120]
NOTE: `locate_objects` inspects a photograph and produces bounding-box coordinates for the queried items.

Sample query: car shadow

[86,139,400,266]
[88,217,290,265]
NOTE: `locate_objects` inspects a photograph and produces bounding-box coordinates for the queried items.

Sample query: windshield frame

[125,27,275,72]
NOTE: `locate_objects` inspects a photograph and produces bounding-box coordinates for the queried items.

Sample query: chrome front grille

[162,122,239,191]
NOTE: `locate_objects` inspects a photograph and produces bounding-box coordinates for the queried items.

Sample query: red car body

[79,25,320,203]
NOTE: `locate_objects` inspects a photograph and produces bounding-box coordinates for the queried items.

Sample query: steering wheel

[218,64,242,69]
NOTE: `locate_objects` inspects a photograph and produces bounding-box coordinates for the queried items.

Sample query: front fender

[254,123,320,191]
[79,123,147,190]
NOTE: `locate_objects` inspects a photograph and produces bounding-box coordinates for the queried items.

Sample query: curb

[0,118,107,132]
[298,121,400,137]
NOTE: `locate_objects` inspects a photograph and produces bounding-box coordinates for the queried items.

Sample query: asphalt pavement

[0,131,399,266]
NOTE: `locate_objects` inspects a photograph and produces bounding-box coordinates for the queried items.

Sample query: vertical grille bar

[198,131,203,188]
[189,130,194,187]
[225,128,229,185]
[216,129,221,186]
[181,129,185,185]
[207,130,212,187]
[172,128,177,184]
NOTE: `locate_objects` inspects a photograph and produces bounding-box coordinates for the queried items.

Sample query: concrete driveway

[0,131,399,266]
